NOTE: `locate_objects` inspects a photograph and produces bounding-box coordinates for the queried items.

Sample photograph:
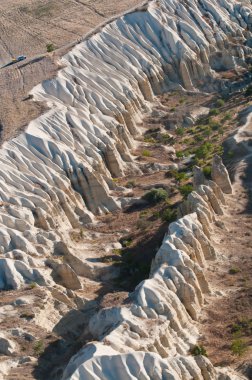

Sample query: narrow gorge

[0,0,251,379]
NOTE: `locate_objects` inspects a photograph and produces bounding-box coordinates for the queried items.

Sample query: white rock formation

[212,155,233,194]
[62,168,243,380]
[0,0,250,289]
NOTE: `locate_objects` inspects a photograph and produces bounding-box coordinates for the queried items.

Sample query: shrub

[172,170,187,183]
[216,99,225,107]
[195,142,213,160]
[34,340,44,356]
[161,207,176,223]
[210,121,221,131]
[222,113,232,121]
[179,184,193,197]
[227,150,235,159]
[203,166,211,179]
[121,238,133,248]
[142,149,151,157]
[231,339,247,356]
[144,136,156,143]
[126,180,136,188]
[113,248,122,255]
[46,43,55,53]
[175,127,184,136]
[29,282,37,289]
[191,345,208,357]
[209,108,220,116]
[229,267,240,275]
[142,188,168,204]
[176,151,184,158]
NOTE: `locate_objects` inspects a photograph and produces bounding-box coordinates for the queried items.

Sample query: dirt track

[0,0,143,143]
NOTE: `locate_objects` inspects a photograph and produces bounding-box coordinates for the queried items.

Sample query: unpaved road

[0,0,144,143]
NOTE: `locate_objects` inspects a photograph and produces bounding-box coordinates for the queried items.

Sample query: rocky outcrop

[0,334,16,356]
[212,155,233,194]
[62,164,243,380]
[0,0,251,291]
[52,263,82,290]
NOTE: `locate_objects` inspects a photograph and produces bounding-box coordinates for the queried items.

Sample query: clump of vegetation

[216,98,225,107]
[209,121,221,131]
[142,149,152,157]
[191,345,208,357]
[179,184,193,197]
[176,151,184,158]
[33,340,45,356]
[121,238,133,248]
[222,113,232,122]
[46,43,55,53]
[172,170,187,183]
[29,282,37,289]
[126,180,136,188]
[175,127,184,136]
[227,150,235,159]
[231,339,247,356]
[229,267,240,275]
[142,188,168,204]
[112,248,122,255]
[209,108,220,116]
[161,207,176,223]
[203,166,211,179]
[194,142,213,160]
[144,136,156,143]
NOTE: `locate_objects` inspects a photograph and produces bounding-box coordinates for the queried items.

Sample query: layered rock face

[0,0,252,289]
[62,167,242,380]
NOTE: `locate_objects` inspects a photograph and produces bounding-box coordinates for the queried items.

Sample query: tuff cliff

[0,0,251,379]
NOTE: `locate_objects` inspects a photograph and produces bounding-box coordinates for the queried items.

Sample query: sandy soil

[0,0,144,144]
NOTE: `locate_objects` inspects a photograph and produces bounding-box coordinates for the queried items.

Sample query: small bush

[142,188,168,204]
[227,150,235,159]
[209,108,220,116]
[195,142,213,160]
[203,166,211,179]
[161,208,176,223]
[229,267,240,275]
[34,340,44,356]
[29,282,37,289]
[175,127,184,136]
[121,238,133,248]
[179,184,193,197]
[113,248,122,255]
[139,210,148,218]
[144,136,156,143]
[172,170,187,183]
[210,121,221,131]
[222,113,232,122]
[176,151,184,158]
[142,149,151,157]
[191,345,208,357]
[126,180,136,188]
[231,339,247,356]
[216,99,225,107]
[46,43,55,53]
